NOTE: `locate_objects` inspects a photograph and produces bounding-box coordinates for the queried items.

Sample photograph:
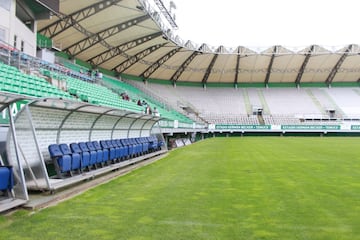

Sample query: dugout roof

[37,0,360,86]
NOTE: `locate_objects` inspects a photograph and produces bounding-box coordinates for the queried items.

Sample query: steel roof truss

[114,43,166,73]
[171,51,200,84]
[88,32,162,66]
[264,46,277,86]
[234,53,241,85]
[202,54,219,84]
[141,47,182,79]
[39,0,123,38]
[295,45,314,86]
[65,15,150,57]
[325,44,353,86]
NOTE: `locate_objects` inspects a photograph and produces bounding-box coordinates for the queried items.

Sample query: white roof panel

[36,1,360,85]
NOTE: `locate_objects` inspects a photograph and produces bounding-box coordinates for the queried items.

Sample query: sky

[171,0,360,49]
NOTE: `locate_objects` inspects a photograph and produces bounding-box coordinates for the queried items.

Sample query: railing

[0,41,94,83]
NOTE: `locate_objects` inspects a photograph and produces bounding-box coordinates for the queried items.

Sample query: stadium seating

[66,77,144,112]
[138,82,360,125]
[79,142,98,168]
[136,137,149,154]
[0,62,73,99]
[86,141,104,166]
[70,143,90,170]
[48,144,73,176]
[59,144,81,172]
[92,141,109,164]
[104,76,194,123]
[100,140,117,163]
[111,140,128,161]
[1,59,193,126]
[119,138,134,157]
[0,166,14,195]
[116,139,129,159]
[147,136,163,152]
[47,137,162,179]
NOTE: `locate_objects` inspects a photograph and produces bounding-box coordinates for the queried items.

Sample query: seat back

[105,140,114,148]
[59,143,72,155]
[111,139,118,147]
[48,144,63,158]
[70,143,82,153]
[92,141,102,150]
[86,141,96,151]
[100,140,109,149]
[116,139,123,147]
[79,142,89,152]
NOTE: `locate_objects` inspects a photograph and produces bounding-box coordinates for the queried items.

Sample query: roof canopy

[37,0,360,85]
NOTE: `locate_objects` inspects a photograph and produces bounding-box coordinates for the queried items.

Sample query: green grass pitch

[1,137,360,239]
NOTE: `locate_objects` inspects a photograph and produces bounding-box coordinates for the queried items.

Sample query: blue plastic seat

[48,144,72,173]
[121,138,135,157]
[147,136,159,151]
[70,143,90,169]
[116,140,127,159]
[87,141,103,165]
[92,141,108,162]
[129,138,142,156]
[58,143,81,171]
[136,137,149,154]
[0,166,14,192]
[100,140,116,162]
[109,140,121,159]
[79,142,97,166]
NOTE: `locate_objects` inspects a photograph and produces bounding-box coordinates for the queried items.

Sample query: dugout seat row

[48,137,163,178]
[0,166,14,197]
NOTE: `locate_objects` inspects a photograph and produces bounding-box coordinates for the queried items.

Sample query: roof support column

[264,46,277,87]
[295,45,314,87]
[234,49,241,88]
[140,47,182,80]
[325,44,353,87]
[202,52,220,87]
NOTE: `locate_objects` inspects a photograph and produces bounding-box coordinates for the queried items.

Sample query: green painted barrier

[215,125,271,130]
[351,125,360,130]
[281,125,341,130]
[0,101,27,124]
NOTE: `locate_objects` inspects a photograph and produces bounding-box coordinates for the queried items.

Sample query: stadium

[0,0,359,239]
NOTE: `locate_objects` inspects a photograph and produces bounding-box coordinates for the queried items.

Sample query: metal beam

[202,53,219,85]
[234,49,241,86]
[87,32,162,66]
[295,45,314,86]
[170,51,200,84]
[64,15,150,57]
[153,0,178,29]
[264,46,277,86]
[113,43,166,73]
[140,47,182,79]
[39,0,123,38]
[170,44,207,84]
[325,44,353,86]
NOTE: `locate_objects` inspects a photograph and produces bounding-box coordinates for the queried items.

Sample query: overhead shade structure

[37,0,360,85]
[2,93,165,192]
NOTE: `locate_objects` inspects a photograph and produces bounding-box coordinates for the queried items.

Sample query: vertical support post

[25,105,51,189]
[8,105,29,200]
